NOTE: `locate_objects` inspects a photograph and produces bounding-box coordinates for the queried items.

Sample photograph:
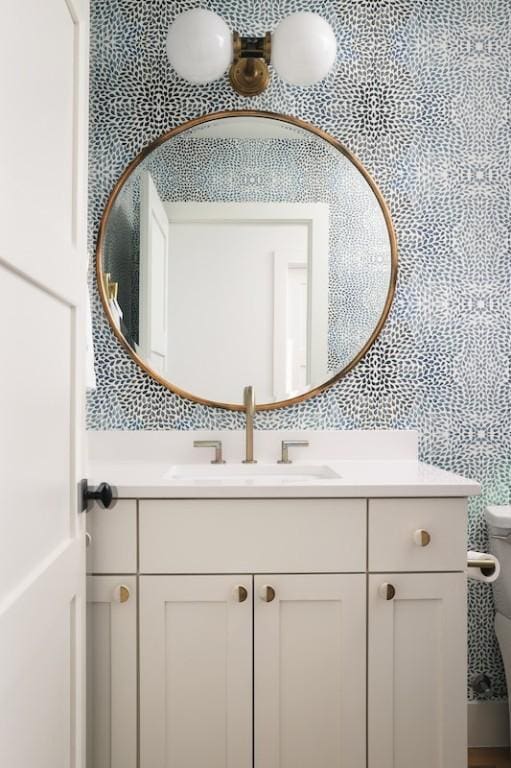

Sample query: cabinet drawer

[87,500,137,573]
[139,499,366,574]
[369,498,466,572]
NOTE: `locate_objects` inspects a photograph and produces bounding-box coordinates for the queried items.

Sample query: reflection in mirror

[100,113,396,408]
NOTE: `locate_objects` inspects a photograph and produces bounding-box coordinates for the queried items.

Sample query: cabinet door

[86,576,137,768]
[368,573,466,768]
[254,574,366,768]
[140,575,252,768]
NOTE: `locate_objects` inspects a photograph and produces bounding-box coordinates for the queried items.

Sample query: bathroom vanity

[86,431,479,768]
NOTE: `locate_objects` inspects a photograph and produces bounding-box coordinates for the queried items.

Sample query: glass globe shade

[166,9,232,84]
[272,12,337,86]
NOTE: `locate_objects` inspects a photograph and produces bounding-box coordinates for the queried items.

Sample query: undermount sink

[166,463,341,484]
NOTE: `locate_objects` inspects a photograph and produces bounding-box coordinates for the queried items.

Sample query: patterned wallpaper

[88,0,511,699]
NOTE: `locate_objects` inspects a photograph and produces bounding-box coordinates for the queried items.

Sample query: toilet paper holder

[467,556,496,577]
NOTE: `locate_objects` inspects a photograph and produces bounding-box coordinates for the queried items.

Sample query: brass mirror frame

[96,109,398,411]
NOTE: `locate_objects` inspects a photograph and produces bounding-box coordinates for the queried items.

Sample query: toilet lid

[486,505,511,529]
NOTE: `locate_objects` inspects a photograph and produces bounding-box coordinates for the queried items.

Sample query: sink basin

[166,463,341,484]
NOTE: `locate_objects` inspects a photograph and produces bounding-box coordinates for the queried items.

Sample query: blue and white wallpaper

[88,0,511,699]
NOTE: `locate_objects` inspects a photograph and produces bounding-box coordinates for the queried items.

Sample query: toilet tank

[486,505,511,619]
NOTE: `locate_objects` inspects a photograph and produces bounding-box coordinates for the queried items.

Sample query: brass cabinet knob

[85,532,92,548]
[379,583,396,601]
[260,584,276,602]
[113,584,130,604]
[413,529,431,547]
[235,585,248,603]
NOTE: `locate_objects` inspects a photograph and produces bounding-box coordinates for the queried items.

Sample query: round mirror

[97,111,397,410]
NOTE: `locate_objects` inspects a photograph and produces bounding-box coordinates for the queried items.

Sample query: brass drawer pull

[379,583,396,601]
[114,584,130,604]
[260,584,276,602]
[413,529,431,547]
[235,585,248,603]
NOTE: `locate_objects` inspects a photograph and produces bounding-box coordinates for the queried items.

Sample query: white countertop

[89,459,480,498]
[87,430,480,498]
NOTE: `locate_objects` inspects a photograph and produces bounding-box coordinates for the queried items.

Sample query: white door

[165,202,328,403]
[87,576,137,768]
[368,573,467,768]
[0,1,89,766]
[254,574,366,768]
[139,575,253,768]
[139,170,169,374]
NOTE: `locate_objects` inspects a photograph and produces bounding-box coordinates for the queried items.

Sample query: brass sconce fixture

[230,32,271,97]
[166,10,336,97]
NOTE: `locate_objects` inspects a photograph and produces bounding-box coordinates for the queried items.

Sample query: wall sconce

[166,9,337,97]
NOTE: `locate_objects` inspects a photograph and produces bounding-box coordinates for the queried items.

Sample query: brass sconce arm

[230,32,272,97]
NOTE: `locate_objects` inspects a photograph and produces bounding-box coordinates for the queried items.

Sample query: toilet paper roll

[467,550,501,583]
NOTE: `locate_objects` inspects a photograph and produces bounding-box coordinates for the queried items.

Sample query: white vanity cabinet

[254,573,366,768]
[86,501,137,768]
[139,575,253,768]
[138,572,366,768]
[86,575,137,768]
[86,495,468,768]
[368,498,468,768]
[368,572,466,768]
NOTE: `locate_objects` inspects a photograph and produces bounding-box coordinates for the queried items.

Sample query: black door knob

[81,480,116,511]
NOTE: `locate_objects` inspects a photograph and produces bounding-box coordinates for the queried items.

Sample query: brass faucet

[242,385,257,463]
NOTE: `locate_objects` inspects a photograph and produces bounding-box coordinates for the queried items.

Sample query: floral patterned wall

[88,0,511,699]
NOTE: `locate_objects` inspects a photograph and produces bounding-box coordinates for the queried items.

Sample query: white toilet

[486,505,511,738]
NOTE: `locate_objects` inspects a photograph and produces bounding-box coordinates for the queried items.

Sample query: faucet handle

[193,440,226,464]
[277,440,309,464]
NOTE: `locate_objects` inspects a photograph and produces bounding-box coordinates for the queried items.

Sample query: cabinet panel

[139,499,366,573]
[87,500,137,573]
[254,574,366,768]
[86,576,137,768]
[368,573,466,768]
[140,575,252,768]
[369,498,466,572]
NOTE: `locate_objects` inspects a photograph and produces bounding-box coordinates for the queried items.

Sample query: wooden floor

[468,748,511,767]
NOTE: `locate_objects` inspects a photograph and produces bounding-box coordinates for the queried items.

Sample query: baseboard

[468,701,510,747]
